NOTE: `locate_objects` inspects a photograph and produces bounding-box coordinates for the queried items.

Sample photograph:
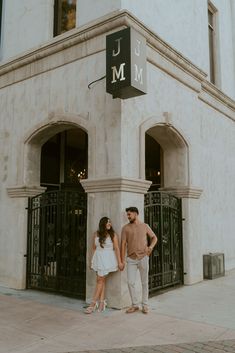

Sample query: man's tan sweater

[121,222,156,260]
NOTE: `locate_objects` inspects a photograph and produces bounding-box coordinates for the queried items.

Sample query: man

[121,206,157,314]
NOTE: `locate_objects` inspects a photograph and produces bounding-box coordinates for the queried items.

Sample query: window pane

[54,0,76,36]
[208,7,215,84]
[64,129,88,187]
[61,0,76,32]
[209,30,215,84]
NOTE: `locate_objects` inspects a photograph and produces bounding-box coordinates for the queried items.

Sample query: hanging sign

[106,27,147,99]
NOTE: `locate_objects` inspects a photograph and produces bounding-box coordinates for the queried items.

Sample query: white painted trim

[139,121,190,186]
[81,177,152,194]
[199,81,235,121]
[159,186,203,199]
[7,185,46,198]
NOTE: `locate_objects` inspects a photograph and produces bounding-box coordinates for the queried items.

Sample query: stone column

[81,177,151,308]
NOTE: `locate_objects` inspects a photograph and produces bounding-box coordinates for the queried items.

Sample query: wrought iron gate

[27,190,87,298]
[144,191,183,294]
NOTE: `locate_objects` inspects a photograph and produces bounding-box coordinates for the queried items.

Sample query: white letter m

[111,63,126,83]
[134,64,143,84]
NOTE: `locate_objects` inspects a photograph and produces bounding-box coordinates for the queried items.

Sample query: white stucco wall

[77,0,121,26]
[0,0,54,61]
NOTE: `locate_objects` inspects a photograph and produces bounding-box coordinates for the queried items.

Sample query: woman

[84,217,123,314]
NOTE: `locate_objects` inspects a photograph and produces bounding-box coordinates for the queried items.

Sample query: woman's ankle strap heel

[84,301,98,314]
[98,299,107,312]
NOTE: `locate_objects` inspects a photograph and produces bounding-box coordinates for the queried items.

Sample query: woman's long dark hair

[97,217,115,248]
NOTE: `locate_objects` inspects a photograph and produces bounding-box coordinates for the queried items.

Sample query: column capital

[7,185,46,198]
[81,177,152,194]
[159,186,203,199]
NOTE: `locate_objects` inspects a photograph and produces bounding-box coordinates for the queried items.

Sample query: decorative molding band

[148,47,202,93]
[0,10,234,119]
[0,10,205,88]
[199,83,235,122]
[7,185,46,198]
[159,186,203,199]
[81,177,152,194]
[202,81,235,109]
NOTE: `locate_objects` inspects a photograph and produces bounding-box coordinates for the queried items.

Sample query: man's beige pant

[126,256,149,306]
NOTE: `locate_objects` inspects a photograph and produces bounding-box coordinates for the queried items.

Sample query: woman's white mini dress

[91,236,118,276]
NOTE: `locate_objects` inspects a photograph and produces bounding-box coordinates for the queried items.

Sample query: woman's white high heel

[84,301,98,314]
[98,299,107,312]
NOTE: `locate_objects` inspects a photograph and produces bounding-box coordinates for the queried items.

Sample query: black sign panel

[106,27,147,99]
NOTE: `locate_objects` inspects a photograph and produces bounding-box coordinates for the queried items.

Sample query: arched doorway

[144,125,185,294]
[26,128,88,298]
[40,129,88,191]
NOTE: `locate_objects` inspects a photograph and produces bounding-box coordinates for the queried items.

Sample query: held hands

[118,262,125,271]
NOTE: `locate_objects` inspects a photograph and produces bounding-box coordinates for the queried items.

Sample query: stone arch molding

[140,117,202,199]
[7,112,95,198]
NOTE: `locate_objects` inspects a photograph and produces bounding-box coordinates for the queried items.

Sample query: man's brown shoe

[125,306,139,313]
[142,305,149,314]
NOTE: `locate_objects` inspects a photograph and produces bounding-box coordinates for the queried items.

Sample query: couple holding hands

[84,206,158,314]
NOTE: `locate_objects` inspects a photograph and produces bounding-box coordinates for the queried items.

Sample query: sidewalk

[1,270,235,353]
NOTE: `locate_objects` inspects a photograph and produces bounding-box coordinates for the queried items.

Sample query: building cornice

[0,10,205,81]
[81,177,152,194]
[159,186,203,199]
[199,81,235,121]
[0,10,234,120]
[7,185,46,198]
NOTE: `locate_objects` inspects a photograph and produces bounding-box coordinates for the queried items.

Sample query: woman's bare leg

[84,275,105,313]
[100,276,106,301]
[92,275,105,302]
[98,276,107,311]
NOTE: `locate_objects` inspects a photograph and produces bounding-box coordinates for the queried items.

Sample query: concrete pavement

[1,270,235,353]
[75,340,235,352]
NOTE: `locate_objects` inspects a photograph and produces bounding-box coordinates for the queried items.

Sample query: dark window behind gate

[145,191,183,294]
[27,190,87,298]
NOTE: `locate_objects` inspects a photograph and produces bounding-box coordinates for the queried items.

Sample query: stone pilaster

[81,177,151,308]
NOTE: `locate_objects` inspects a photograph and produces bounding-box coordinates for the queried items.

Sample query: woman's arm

[113,234,123,270]
[89,233,97,268]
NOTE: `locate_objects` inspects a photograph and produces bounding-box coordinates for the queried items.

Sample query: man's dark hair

[125,206,139,215]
